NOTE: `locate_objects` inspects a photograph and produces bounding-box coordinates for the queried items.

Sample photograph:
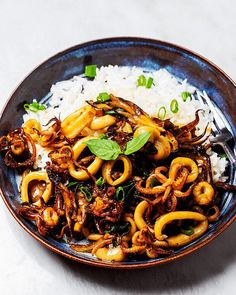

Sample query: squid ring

[167,220,208,247]
[170,157,199,183]
[61,106,96,139]
[68,136,103,181]
[122,216,137,242]
[193,181,214,205]
[134,201,153,232]
[95,246,126,262]
[154,211,207,241]
[102,155,132,186]
[21,171,52,204]
[90,115,117,130]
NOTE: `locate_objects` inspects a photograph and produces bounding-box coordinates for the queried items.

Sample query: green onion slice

[157,106,166,120]
[146,77,153,89]
[180,226,194,236]
[85,65,97,78]
[79,187,92,202]
[181,91,192,102]
[115,186,125,202]
[67,181,79,188]
[24,101,46,113]
[97,92,110,102]
[96,177,105,186]
[170,99,179,113]
[137,75,146,86]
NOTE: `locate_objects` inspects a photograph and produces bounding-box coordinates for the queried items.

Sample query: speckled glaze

[0,37,235,269]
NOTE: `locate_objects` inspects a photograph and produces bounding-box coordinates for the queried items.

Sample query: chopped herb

[115,186,125,202]
[24,100,46,113]
[96,177,105,186]
[170,99,179,114]
[105,110,117,115]
[146,77,153,89]
[137,75,146,86]
[67,181,79,188]
[84,65,97,78]
[181,91,192,102]
[180,226,194,236]
[79,187,92,202]
[157,106,166,120]
[97,92,110,102]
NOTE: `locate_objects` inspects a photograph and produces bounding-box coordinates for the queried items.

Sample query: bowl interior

[0,37,235,268]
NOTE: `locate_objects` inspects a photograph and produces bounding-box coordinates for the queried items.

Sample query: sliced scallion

[137,75,146,86]
[181,91,192,102]
[146,77,153,89]
[157,106,166,120]
[97,92,110,102]
[24,100,46,113]
[115,186,125,202]
[170,99,179,113]
[79,187,92,202]
[180,226,194,236]
[85,65,97,78]
[96,177,105,186]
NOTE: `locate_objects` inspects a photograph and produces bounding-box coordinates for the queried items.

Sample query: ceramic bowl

[0,37,235,269]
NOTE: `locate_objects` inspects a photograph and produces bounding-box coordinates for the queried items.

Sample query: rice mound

[23,65,227,181]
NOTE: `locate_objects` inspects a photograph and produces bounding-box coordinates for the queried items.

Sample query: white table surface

[0,1,235,294]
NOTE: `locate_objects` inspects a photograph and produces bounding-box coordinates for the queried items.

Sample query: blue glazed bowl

[0,37,235,269]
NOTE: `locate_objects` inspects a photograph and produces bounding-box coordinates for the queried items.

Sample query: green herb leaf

[96,177,105,186]
[97,92,110,102]
[170,99,179,114]
[115,186,125,202]
[24,100,46,113]
[124,131,151,155]
[181,91,192,102]
[84,65,97,78]
[67,181,79,188]
[180,226,194,236]
[86,138,121,160]
[157,106,166,120]
[137,75,146,86]
[79,187,92,202]
[146,77,153,89]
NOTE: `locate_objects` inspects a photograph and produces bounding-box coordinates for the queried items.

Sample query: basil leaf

[124,131,151,155]
[86,139,121,160]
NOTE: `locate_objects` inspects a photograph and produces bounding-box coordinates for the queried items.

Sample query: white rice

[23,65,227,182]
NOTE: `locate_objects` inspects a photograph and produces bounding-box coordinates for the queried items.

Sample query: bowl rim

[0,36,235,269]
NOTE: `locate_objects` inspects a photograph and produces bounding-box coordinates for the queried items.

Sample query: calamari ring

[61,106,96,139]
[167,220,208,247]
[102,155,132,186]
[134,201,154,232]
[68,136,103,181]
[23,119,41,142]
[95,246,126,262]
[21,171,52,204]
[193,181,214,205]
[170,157,199,183]
[154,211,207,241]
[90,115,117,130]
[122,216,137,242]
